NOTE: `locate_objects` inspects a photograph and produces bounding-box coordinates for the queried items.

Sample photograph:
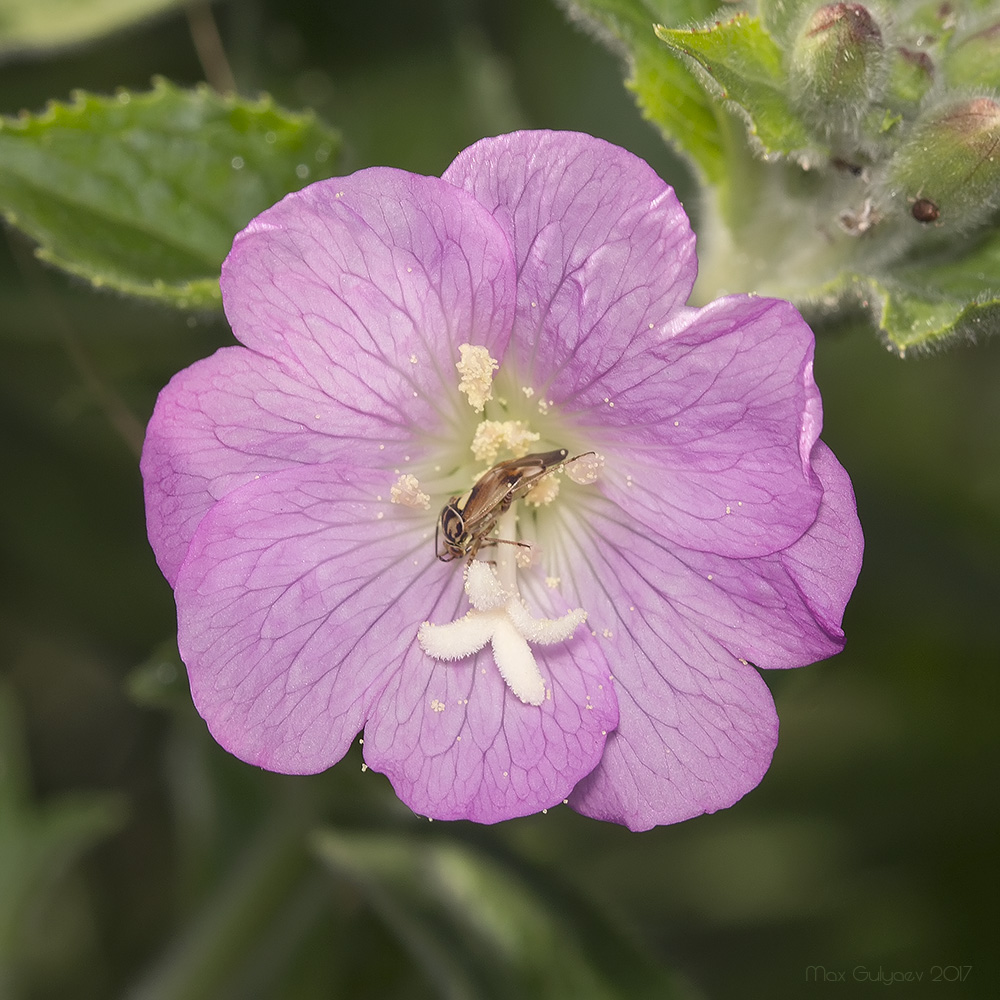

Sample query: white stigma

[417,561,587,706]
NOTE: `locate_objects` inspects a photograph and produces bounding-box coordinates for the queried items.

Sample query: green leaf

[560,0,727,185]
[654,15,814,157]
[313,829,693,1000]
[865,231,1000,353]
[0,78,342,308]
[0,0,187,55]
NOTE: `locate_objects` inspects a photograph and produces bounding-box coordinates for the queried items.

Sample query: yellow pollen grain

[521,386,535,398]
[471,419,540,464]
[430,699,445,713]
[545,576,560,589]
[602,628,613,638]
[390,473,430,509]
[409,353,418,364]
[524,474,559,507]
[455,344,498,412]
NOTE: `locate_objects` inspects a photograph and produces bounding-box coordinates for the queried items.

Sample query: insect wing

[434,449,570,562]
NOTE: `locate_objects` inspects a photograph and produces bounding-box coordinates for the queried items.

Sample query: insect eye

[441,504,465,542]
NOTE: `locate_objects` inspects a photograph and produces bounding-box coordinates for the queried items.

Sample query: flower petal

[556,527,779,830]
[172,462,455,773]
[599,296,825,558]
[364,629,618,823]
[142,167,516,582]
[778,441,864,647]
[443,131,697,391]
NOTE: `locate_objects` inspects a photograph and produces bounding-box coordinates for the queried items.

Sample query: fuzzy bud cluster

[783,1,1000,250]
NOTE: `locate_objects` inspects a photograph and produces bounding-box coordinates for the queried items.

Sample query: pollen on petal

[456,343,498,412]
[389,473,430,509]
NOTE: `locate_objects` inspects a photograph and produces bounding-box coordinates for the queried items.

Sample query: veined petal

[554,527,780,830]
[142,167,517,583]
[223,169,516,395]
[443,131,697,391]
[142,346,415,585]
[779,441,864,644]
[173,462,458,774]
[598,296,825,558]
[364,627,618,823]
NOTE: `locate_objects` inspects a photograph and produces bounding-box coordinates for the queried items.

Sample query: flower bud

[879,97,1000,232]
[789,4,887,138]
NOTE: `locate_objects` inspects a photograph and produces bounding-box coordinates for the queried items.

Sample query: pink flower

[141,131,863,830]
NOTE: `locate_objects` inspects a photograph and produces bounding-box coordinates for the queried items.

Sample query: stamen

[471,420,540,464]
[524,474,560,507]
[455,344,498,413]
[390,473,430,509]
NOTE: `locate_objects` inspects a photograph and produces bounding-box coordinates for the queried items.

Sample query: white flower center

[412,343,601,704]
[418,558,587,706]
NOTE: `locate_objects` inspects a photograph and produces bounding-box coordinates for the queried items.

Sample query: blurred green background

[0,1,997,997]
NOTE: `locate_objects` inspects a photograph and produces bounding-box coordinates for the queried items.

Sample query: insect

[436,449,570,562]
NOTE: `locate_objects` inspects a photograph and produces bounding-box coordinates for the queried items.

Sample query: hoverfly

[435,448,570,562]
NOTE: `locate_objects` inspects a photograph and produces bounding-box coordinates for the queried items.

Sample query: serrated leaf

[561,0,727,184]
[313,829,693,1000]
[865,232,1000,352]
[0,0,187,55]
[0,79,342,308]
[654,15,814,157]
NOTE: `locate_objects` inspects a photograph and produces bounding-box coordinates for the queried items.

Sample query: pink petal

[595,295,825,559]
[364,619,618,823]
[778,441,864,648]
[556,526,779,830]
[173,462,455,774]
[142,166,516,583]
[443,131,697,391]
